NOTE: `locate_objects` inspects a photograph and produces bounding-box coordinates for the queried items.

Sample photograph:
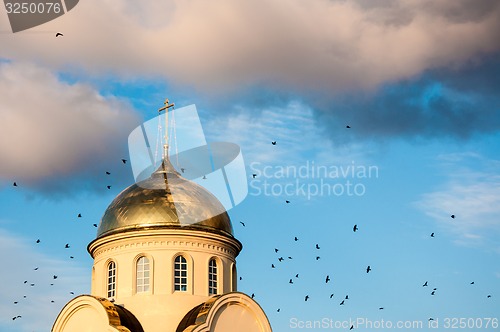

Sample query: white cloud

[0,229,89,332]
[415,153,500,249]
[1,0,499,95]
[0,61,140,189]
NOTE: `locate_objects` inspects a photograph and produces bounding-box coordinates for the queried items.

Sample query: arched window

[136,256,150,293]
[208,259,217,295]
[107,261,116,298]
[231,263,237,291]
[174,255,187,292]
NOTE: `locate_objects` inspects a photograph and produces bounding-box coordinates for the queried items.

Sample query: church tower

[52,102,272,332]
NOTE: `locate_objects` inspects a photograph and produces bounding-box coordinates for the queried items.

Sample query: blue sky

[1,1,499,331]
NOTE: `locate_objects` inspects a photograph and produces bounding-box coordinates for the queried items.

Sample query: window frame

[107,260,117,298]
[174,255,188,292]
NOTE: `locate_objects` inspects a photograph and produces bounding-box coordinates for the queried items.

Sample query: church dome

[96,160,233,238]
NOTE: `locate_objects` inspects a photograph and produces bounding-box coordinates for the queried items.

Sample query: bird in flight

[304,295,309,301]
[430,233,435,237]
[107,186,111,189]
[470,281,475,285]
[325,275,330,283]
[285,200,290,204]
[288,256,293,260]
[271,141,276,145]
[277,308,280,312]
[451,214,455,219]
[278,257,284,262]
[271,264,275,268]
[345,295,349,300]
[251,293,255,299]
[346,125,351,129]
[350,325,354,330]
[240,221,245,227]
[252,174,257,178]
[316,256,320,260]
[53,275,58,279]
[295,274,299,278]
[316,244,320,249]
[379,307,384,310]
[180,168,185,173]
[55,32,63,37]
[106,171,111,175]
[353,224,358,232]
[366,265,371,273]
[423,281,428,287]
[78,213,82,218]
[34,267,39,270]
[294,236,299,241]
[93,224,98,227]
[65,243,70,248]
[330,293,334,298]
[289,279,293,284]
[487,295,492,298]
[340,300,345,305]
[121,159,127,164]
[36,239,40,243]
[431,290,436,295]
[13,182,18,187]
[274,248,279,253]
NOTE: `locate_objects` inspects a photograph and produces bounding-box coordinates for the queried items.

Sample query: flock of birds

[238,138,494,329]
[9,158,130,323]
[7,132,495,329]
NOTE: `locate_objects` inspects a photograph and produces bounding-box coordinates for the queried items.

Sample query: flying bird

[252,174,257,178]
[295,274,299,278]
[346,125,351,129]
[431,290,436,295]
[325,275,330,283]
[330,294,334,298]
[294,237,299,241]
[121,159,127,164]
[340,300,345,305]
[274,248,279,253]
[345,295,349,300]
[77,214,82,218]
[316,256,320,260]
[202,175,207,180]
[305,295,309,301]
[251,293,255,299]
[315,244,320,249]
[430,233,435,237]
[289,279,293,284]
[353,224,358,232]
[423,281,428,287]
[487,295,492,298]
[288,256,293,260]
[107,186,111,189]
[277,308,280,312]
[271,141,276,145]
[278,257,284,262]
[65,243,70,248]
[34,267,39,270]
[93,224,98,227]
[240,221,245,227]
[271,264,275,268]
[13,182,18,187]
[366,265,371,273]
[350,325,354,330]
[470,281,475,285]
[451,214,455,219]
[379,307,384,310]
[105,171,110,175]
[285,200,290,204]
[36,239,40,243]
[180,168,185,173]
[70,256,74,259]
[55,32,63,37]
[53,275,58,279]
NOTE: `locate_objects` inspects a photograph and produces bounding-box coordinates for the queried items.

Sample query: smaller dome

[97,160,233,238]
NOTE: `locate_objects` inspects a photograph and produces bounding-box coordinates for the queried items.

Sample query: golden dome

[96,160,233,238]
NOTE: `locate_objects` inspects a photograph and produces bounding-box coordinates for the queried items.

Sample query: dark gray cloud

[310,54,500,141]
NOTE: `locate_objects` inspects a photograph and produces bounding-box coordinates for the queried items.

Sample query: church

[52,102,272,332]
